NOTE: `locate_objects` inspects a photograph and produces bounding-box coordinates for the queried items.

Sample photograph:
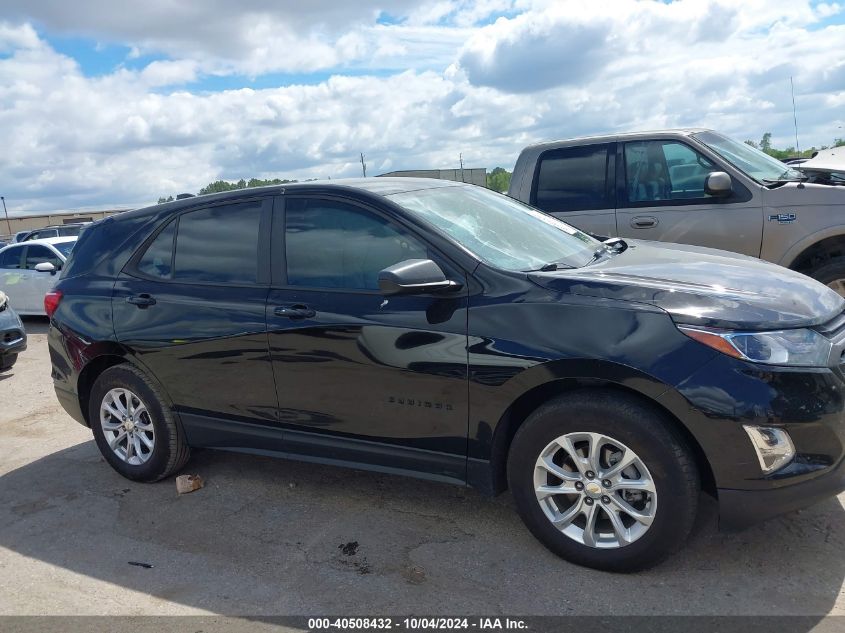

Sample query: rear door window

[532,144,612,213]
[174,202,263,284]
[132,201,265,284]
[136,221,176,279]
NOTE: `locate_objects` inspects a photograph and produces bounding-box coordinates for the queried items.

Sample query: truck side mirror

[705,171,733,198]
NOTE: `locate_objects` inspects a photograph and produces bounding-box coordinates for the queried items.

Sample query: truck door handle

[126,294,156,308]
[273,304,316,319]
[631,216,658,229]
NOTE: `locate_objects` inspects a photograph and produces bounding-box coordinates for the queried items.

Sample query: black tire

[0,353,17,371]
[89,364,190,482]
[807,258,845,295]
[507,390,699,572]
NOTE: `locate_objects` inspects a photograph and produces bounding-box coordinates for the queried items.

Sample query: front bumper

[659,351,845,531]
[0,305,27,367]
[719,454,845,530]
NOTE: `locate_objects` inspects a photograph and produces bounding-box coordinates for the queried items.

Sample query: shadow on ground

[0,436,843,617]
[21,315,50,335]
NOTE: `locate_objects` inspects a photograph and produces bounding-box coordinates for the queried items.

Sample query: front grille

[816,310,845,338]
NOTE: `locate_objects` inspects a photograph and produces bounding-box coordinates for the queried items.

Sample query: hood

[799,147,845,173]
[529,240,845,330]
[763,181,845,206]
[794,147,845,186]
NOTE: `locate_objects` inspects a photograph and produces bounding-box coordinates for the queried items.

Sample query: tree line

[744,132,845,160]
[157,177,299,203]
[158,170,515,203]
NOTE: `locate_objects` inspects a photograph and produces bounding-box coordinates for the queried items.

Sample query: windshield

[693,131,804,183]
[54,241,75,258]
[387,185,600,271]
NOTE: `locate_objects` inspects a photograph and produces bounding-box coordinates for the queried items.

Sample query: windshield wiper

[763,169,807,184]
[523,262,577,272]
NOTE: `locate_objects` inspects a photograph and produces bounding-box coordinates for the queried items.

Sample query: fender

[777,226,845,269]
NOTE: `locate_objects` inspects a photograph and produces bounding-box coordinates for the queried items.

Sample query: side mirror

[705,171,733,198]
[34,262,56,274]
[378,259,462,296]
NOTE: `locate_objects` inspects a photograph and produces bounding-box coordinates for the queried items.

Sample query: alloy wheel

[100,388,155,465]
[533,431,657,549]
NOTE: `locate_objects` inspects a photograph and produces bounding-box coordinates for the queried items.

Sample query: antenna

[360,153,367,178]
[790,76,801,157]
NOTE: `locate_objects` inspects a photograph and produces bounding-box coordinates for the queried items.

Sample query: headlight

[678,326,832,367]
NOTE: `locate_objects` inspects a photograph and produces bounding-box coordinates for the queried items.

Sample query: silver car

[0,237,76,315]
[509,129,845,295]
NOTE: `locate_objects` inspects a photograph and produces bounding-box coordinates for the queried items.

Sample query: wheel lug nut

[575,482,584,491]
[584,497,594,506]
[601,496,611,504]
[585,471,595,479]
[602,479,612,488]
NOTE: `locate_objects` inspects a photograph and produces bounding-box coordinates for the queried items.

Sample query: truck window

[532,144,611,213]
[625,140,715,203]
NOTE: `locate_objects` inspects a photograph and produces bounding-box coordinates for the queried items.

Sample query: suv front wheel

[507,391,699,572]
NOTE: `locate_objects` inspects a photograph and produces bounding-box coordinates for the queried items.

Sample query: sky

[0,0,843,215]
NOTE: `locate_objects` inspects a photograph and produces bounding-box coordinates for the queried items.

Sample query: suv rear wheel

[89,364,190,482]
[507,391,699,572]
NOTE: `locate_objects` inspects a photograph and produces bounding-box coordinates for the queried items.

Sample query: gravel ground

[1,317,844,621]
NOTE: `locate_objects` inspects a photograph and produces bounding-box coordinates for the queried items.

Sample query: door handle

[273,304,316,319]
[631,216,658,229]
[126,294,157,308]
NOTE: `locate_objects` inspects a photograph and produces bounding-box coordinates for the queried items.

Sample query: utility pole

[459,153,465,182]
[1,197,10,237]
[360,153,367,178]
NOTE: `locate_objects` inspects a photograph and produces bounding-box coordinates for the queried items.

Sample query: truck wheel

[89,364,190,482]
[507,390,699,572]
[808,258,845,297]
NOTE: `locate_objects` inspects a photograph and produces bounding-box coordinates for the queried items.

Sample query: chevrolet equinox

[48,178,845,571]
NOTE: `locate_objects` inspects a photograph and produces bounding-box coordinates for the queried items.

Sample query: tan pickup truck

[509,129,845,294]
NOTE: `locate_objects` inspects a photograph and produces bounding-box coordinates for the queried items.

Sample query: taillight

[44,290,63,318]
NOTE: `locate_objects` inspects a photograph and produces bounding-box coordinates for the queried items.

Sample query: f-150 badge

[768,212,797,224]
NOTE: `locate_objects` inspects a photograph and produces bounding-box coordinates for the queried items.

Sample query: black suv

[48,179,845,571]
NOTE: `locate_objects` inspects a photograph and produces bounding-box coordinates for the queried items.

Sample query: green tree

[759,132,772,152]
[487,167,512,192]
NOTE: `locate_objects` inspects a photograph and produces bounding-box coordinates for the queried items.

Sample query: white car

[0,237,76,315]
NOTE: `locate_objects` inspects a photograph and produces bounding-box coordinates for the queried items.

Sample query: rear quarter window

[60,215,147,279]
[532,144,613,213]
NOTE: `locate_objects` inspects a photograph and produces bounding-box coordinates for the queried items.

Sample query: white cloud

[0,1,842,214]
